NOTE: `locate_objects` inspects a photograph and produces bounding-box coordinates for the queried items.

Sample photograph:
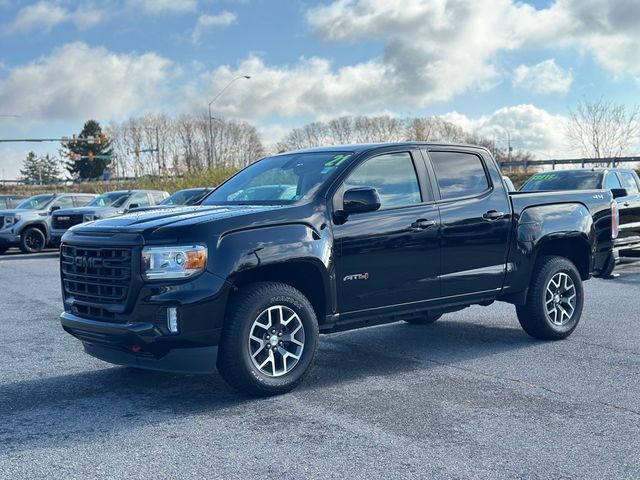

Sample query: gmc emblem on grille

[74,256,102,268]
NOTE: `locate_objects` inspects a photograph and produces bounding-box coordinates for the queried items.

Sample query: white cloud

[3,1,106,35]
[0,42,174,121]
[128,0,198,14]
[191,11,237,43]
[512,59,573,94]
[442,104,573,158]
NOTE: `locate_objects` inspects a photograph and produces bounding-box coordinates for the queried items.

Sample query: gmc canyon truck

[60,143,617,396]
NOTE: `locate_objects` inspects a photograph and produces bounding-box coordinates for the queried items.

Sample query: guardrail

[499,156,640,170]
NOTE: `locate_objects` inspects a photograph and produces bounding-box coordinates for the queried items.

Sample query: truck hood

[0,208,45,217]
[72,205,286,235]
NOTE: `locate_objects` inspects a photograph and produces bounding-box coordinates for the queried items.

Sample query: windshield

[521,171,603,191]
[87,192,130,208]
[16,194,55,210]
[161,189,209,206]
[202,152,354,205]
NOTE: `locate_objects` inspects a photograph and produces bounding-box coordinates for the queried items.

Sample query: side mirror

[127,203,139,210]
[611,188,628,199]
[342,187,381,215]
[49,205,60,214]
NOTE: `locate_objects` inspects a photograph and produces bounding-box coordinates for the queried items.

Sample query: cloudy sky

[0,0,639,178]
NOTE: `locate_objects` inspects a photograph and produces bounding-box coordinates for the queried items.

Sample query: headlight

[83,214,95,222]
[141,245,207,280]
[4,215,19,226]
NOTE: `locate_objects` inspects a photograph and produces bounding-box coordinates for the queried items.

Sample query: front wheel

[516,255,584,340]
[217,282,319,396]
[20,227,46,254]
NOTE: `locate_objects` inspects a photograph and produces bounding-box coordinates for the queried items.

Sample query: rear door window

[619,172,640,194]
[75,195,95,207]
[128,192,151,208]
[429,151,490,200]
[53,196,75,209]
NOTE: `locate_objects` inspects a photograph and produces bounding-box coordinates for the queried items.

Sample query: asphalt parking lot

[0,254,638,479]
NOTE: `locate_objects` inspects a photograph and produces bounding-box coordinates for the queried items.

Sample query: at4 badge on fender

[343,273,369,281]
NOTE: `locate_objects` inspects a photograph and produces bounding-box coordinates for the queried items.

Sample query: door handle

[623,202,631,207]
[411,219,437,230]
[483,210,506,220]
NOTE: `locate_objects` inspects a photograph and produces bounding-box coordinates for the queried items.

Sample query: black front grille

[0,216,4,229]
[61,244,133,313]
[53,214,84,230]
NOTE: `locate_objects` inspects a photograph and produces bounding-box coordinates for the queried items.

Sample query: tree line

[18,98,639,184]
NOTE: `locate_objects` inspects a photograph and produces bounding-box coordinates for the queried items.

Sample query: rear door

[425,148,511,298]
[333,149,441,314]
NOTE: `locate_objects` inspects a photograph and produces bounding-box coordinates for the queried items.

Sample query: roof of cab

[282,142,491,155]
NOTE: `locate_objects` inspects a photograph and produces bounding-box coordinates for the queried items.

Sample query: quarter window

[619,172,640,194]
[430,151,490,200]
[343,152,422,209]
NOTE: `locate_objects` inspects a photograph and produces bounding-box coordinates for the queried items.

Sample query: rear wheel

[516,256,584,340]
[20,227,46,254]
[404,312,443,325]
[217,282,319,396]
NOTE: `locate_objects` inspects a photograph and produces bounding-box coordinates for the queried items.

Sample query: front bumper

[61,311,220,373]
[60,268,231,373]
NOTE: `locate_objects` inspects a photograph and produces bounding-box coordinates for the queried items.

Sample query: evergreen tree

[62,119,113,179]
[20,152,60,184]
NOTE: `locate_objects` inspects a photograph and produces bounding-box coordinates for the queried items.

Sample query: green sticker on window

[324,154,350,167]
[531,173,557,181]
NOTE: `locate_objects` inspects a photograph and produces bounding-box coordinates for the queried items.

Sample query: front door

[333,151,441,314]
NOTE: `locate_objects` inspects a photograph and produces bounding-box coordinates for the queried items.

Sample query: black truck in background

[521,168,640,275]
[59,143,617,395]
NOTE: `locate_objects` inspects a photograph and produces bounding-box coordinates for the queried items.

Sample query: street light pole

[208,75,250,168]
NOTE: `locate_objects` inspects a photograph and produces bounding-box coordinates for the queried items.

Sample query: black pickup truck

[59,143,616,395]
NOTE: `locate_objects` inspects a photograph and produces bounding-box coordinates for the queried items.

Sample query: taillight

[611,201,619,239]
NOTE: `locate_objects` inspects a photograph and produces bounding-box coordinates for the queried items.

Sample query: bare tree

[567,97,640,166]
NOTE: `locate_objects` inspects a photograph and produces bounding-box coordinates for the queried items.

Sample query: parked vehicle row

[0,188,214,254]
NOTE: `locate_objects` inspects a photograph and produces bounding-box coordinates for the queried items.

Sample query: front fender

[209,223,335,310]
[17,218,51,239]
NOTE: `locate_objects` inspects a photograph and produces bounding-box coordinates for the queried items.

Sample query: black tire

[19,227,46,254]
[404,312,443,325]
[0,245,8,255]
[516,255,584,340]
[217,282,319,396]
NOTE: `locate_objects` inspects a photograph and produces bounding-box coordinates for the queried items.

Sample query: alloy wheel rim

[26,231,43,250]
[545,272,576,326]
[248,305,305,377]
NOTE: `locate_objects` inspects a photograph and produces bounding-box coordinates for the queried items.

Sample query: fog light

[167,307,179,333]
